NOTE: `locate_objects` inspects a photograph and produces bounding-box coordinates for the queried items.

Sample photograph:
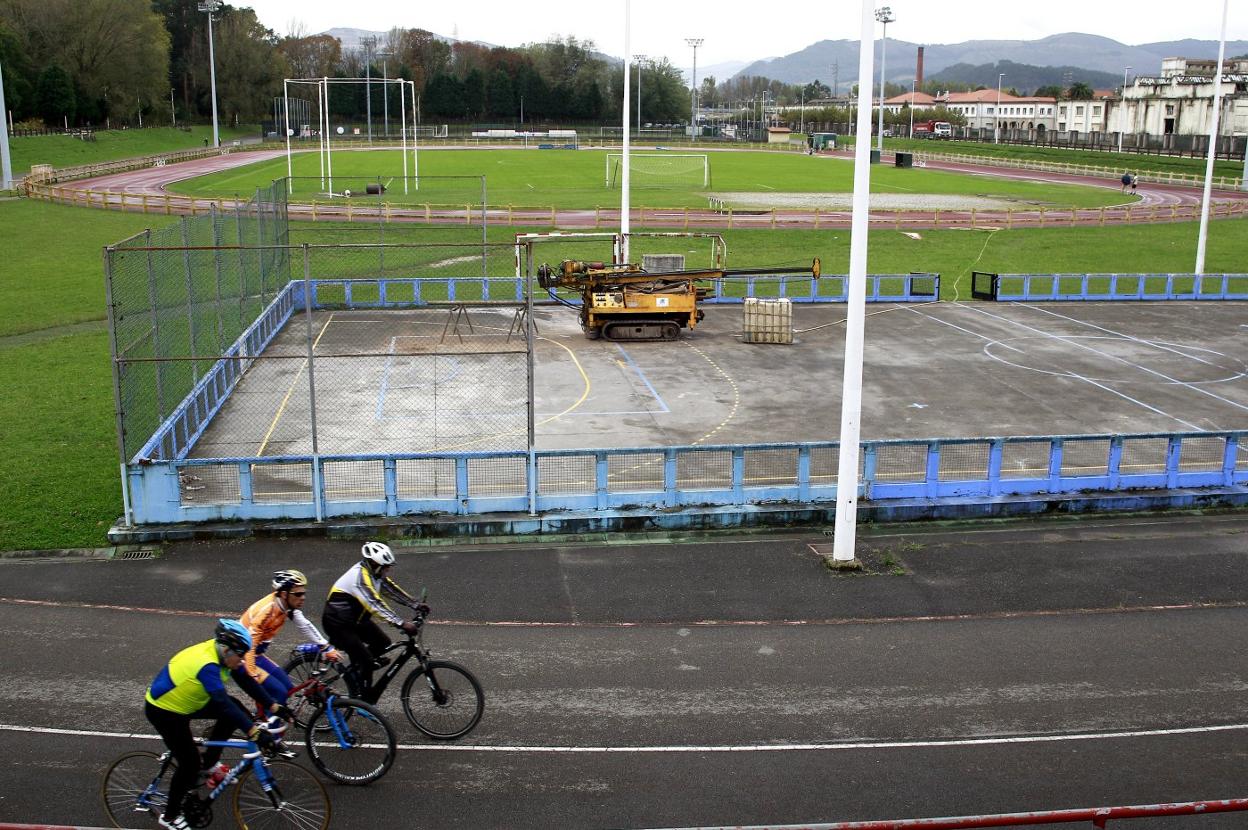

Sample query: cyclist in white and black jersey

[322,541,427,700]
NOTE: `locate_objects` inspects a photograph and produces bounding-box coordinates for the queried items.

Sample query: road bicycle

[285,597,484,740]
[101,721,330,829]
[279,651,397,785]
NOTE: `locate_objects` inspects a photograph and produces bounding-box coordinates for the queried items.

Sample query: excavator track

[602,321,681,342]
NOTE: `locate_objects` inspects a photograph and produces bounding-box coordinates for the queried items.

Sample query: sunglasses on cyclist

[289,591,307,597]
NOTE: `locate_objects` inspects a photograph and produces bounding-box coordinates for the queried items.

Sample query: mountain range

[735,33,1248,89]
[318,28,1248,93]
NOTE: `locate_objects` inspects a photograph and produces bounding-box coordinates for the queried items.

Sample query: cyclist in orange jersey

[239,569,340,704]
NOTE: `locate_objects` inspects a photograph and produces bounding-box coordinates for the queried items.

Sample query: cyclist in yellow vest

[144,619,291,830]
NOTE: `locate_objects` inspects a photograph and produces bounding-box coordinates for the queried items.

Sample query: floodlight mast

[874,6,894,152]
[198,0,222,148]
[686,38,703,141]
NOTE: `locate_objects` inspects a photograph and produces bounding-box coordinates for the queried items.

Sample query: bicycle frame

[137,738,272,814]
[286,668,370,750]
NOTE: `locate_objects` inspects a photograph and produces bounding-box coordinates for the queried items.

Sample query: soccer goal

[605,153,710,188]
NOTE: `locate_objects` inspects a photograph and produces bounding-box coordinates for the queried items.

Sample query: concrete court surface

[189,299,1248,460]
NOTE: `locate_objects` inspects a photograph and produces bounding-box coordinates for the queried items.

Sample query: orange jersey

[240,593,329,680]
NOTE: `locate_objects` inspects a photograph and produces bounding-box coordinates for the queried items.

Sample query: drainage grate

[112,547,161,561]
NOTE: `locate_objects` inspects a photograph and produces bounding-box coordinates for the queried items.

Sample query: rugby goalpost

[281,77,421,196]
[605,153,710,188]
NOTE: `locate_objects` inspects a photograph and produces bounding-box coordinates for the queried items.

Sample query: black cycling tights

[144,698,248,820]
[323,615,391,700]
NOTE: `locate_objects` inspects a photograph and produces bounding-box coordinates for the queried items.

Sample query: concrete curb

[106,486,1248,545]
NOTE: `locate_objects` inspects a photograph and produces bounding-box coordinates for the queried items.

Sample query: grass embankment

[168,148,1131,209]
[8,125,259,174]
[836,135,1245,181]
[3,196,1246,550]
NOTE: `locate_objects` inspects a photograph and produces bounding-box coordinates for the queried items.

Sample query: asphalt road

[2,511,1248,828]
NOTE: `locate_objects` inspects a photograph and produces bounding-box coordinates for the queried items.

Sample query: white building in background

[1056,91,1115,133]
[1114,57,1248,137]
[935,89,1058,133]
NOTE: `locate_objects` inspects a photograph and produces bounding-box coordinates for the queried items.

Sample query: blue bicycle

[101,723,330,829]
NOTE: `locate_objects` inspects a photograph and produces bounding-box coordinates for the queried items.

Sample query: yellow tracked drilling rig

[536,258,821,342]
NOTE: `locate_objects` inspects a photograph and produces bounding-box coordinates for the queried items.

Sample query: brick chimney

[916,46,925,87]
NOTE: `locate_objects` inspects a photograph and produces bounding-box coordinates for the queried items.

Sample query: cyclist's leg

[360,617,392,663]
[324,616,375,696]
[255,654,293,702]
[145,701,199,822]
[196,697,251,769]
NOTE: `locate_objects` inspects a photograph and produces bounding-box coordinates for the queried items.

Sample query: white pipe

[0,61,13,191]
[400,80,408,194]
[283,79,292,192]
[411,82,419,190]
[324,78,333,194]
[1195,0,1229,275]
[317,80,325,190]
[621,0,632,264]
[831,0,878,564]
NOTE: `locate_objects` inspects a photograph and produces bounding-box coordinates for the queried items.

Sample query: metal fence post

[303,244,323,522]
[145,228,166,423]
[211,204,225,351]
[526,249,538,516]
[180,217,199,385]
[234,199,247,331]
[104,246,134,525]
[481,176,488,278]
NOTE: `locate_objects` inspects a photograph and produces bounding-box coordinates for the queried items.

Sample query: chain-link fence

[105,180,291,462]
[107,225,533,471]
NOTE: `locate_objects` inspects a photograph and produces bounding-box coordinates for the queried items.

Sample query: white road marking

[5,721,1248,753]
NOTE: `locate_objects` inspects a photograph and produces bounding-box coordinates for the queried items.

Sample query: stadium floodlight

[686,38,703,140]
[0,60,12,191]
[198,0,222,148]
[874,6,894,152]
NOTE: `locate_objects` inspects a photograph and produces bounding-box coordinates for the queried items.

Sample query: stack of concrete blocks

[743,297,793,345]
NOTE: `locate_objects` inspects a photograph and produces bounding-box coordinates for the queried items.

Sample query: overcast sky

[248,0,1245,70]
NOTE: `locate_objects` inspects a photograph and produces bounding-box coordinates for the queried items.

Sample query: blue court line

[614,344,671,413]
[374,338,397,421]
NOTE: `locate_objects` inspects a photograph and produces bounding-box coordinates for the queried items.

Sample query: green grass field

[2,192,1247,551]
[8,125,259,174]
[167,148,1134,210]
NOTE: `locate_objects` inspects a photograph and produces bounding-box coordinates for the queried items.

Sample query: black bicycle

[285,599,484,740]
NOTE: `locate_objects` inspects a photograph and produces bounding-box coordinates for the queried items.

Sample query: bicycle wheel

[101,751,172,828]
[305,697,397,785]
[400,659,485,740]
[232,759,330,830]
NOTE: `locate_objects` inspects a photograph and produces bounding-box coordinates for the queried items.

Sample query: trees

[2,0,168,124]
[1067,81,1095,100]
[35,63,73,124]
[278,34,341,80]
[211,7,283,124]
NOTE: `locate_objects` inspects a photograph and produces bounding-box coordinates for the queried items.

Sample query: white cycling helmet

[361,541,395,567]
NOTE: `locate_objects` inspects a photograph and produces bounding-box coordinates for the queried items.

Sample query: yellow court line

[255,313,336,457]
[434,334,592,451]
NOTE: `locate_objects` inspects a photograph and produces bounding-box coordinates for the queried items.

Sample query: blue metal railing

[993,273,1248,301]
[124,431,1247,524]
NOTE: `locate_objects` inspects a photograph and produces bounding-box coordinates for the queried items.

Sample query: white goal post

[605,153,710,188]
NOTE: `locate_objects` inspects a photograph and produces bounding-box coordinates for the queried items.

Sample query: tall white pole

[283,79,293,191]
[876,16,888,152]
[317,80,325,190]
[199,0,222,148]
[995,73,1004,143]
[1195,0,1229,275]
[831,0,879,565]
[0,61,13,191]
[1117,66,1131,154]
[622,0,632,264]
[170,87,176,127]
[324,78,333,193]
[686,38,703,141]
[410,82,419,190]
[909,78,915,137]
[400,80,408,194]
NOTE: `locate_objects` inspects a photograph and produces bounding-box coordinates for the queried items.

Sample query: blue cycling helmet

[215,618,253,655]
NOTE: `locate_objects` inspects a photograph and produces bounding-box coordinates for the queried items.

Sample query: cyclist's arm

[380,576,421,610]
[354,567,407,628]
[289,608,331,648]
[195,665,264,732]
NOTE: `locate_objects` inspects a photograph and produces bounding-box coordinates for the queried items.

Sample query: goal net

[605,153,710,188]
